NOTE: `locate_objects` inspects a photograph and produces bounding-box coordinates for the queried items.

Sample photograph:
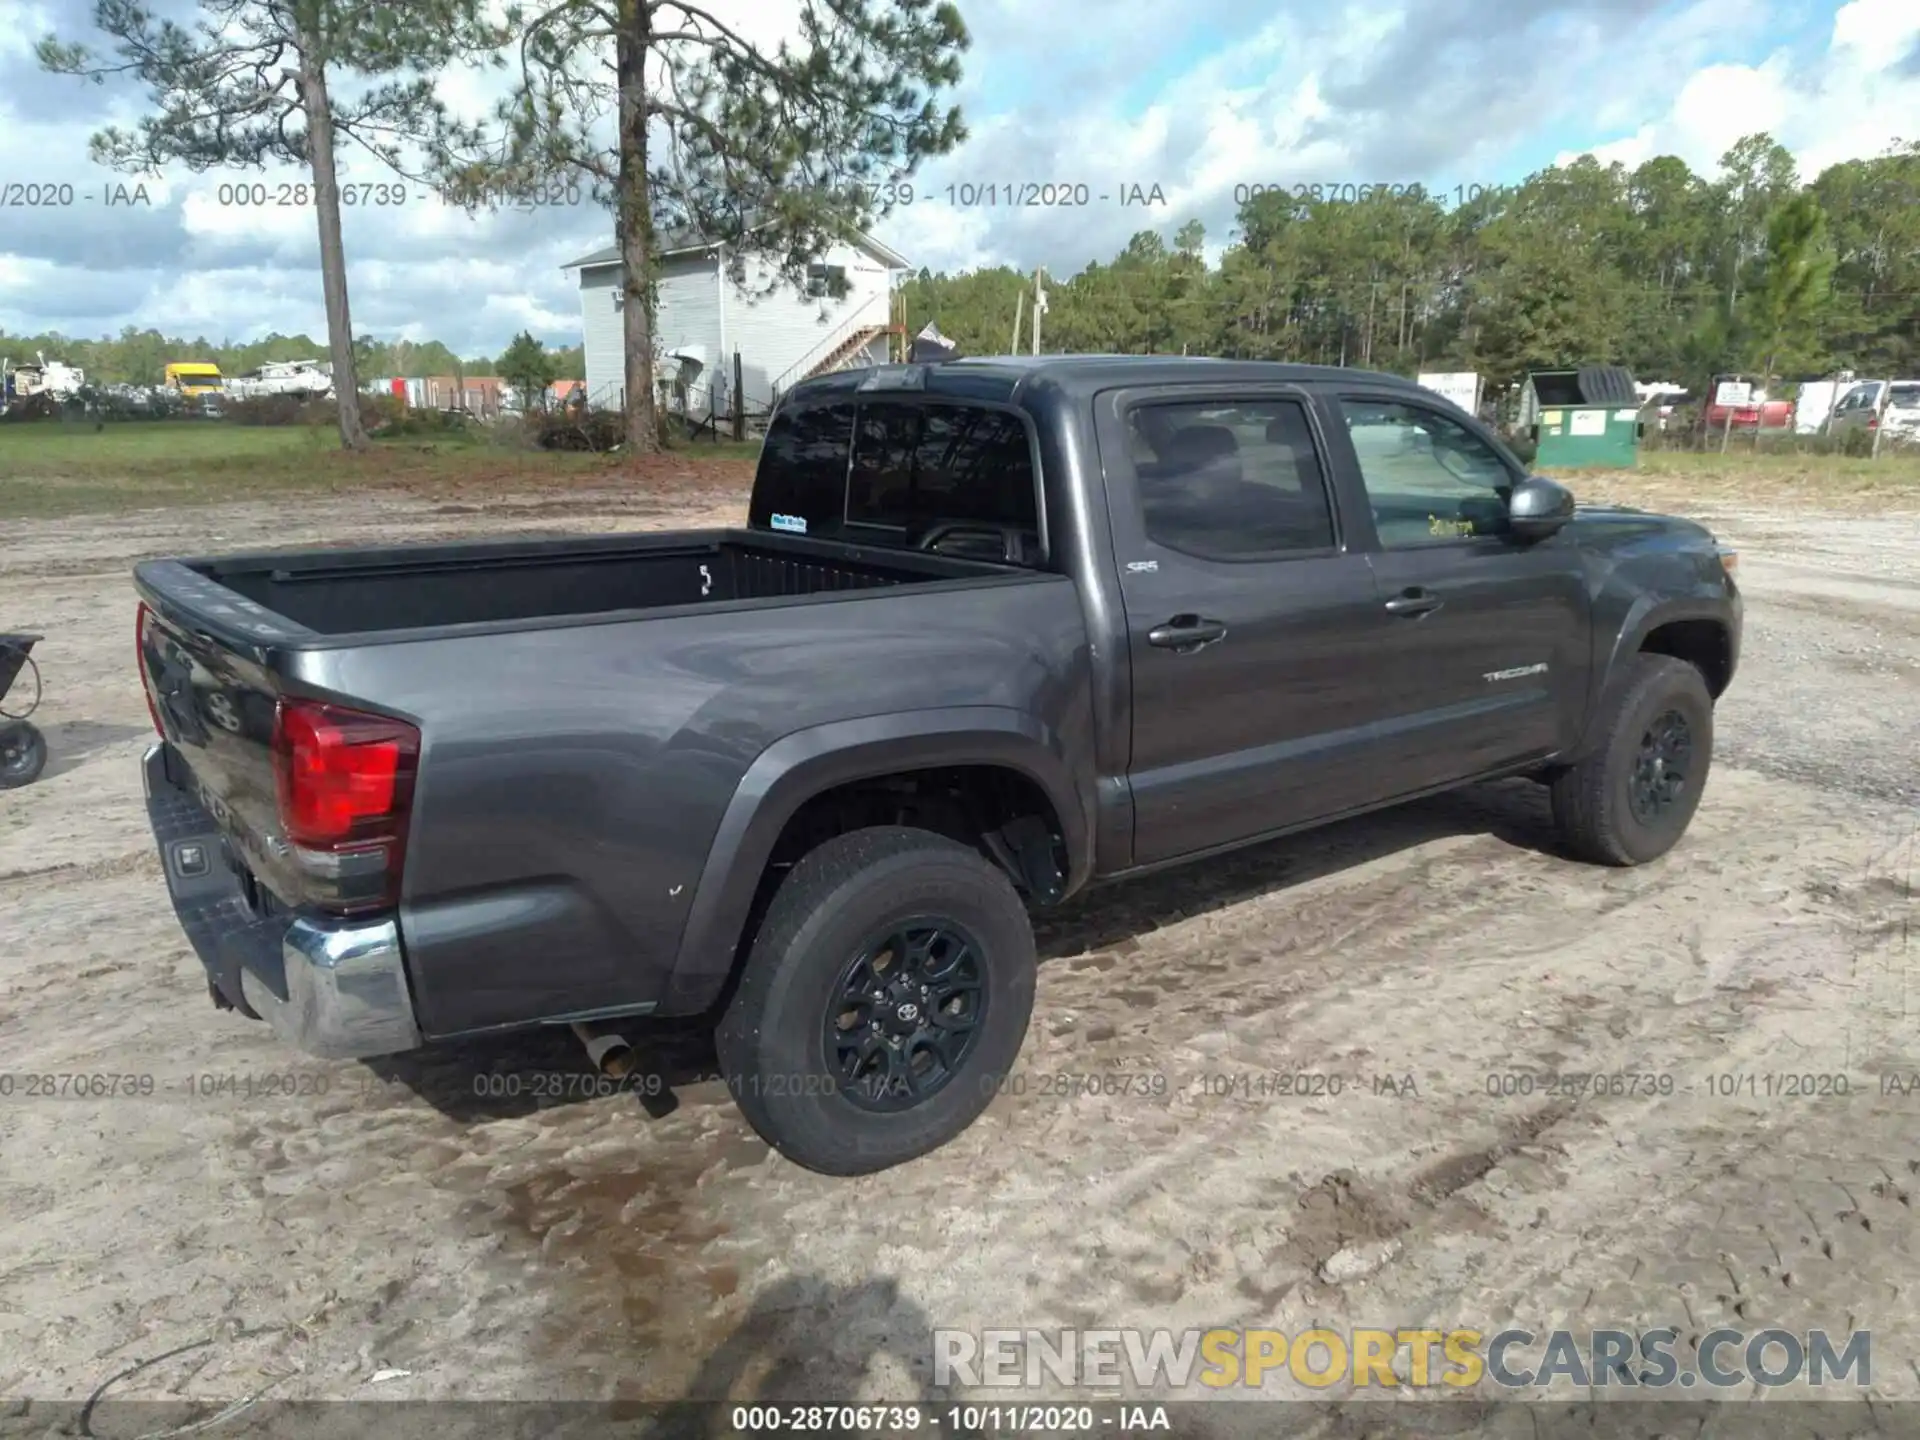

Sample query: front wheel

[0,722,46,788]
[715,826,1037,1175]
[1550,655,1713,865]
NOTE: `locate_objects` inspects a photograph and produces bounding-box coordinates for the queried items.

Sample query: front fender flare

[1574,595,1734,759]
[662,707,1092,1011]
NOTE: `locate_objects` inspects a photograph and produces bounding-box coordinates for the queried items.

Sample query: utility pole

[732,350,745,442]
[1031,267,1047,355]
[1011,290,1025,354]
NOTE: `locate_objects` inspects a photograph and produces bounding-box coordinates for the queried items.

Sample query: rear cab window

[748,399,1044,565]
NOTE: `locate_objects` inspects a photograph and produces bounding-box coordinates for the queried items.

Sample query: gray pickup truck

[136,356,1741,1174]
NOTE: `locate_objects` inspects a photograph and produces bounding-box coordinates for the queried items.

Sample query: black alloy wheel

[716,825,1038,1174]
[1628,708,1692,825]
[826,919,988,1112]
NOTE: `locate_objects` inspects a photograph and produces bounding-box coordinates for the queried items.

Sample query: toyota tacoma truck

[135,357,1741,1175]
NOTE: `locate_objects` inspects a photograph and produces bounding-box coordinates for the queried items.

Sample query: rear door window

[1124,397,1337,558]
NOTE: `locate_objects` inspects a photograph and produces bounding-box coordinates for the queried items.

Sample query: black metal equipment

[0,633,46,788]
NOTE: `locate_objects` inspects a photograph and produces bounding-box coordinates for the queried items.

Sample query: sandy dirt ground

[1,470,1916,1426]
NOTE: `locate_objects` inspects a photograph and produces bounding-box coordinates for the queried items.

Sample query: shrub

[217,392,480,437]
[375,405,472,439]
[535,406,626,451]
[220,394,336,427]
[358,393,406,432]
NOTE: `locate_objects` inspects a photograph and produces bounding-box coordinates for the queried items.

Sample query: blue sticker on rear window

[770,513,807,533]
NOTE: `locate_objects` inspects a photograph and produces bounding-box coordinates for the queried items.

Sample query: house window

[806,263,848,298]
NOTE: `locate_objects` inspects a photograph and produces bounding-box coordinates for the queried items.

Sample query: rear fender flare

[663,707,1091,1010]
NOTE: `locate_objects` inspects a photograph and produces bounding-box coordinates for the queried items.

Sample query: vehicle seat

[1141,425,1241,534]
[1251,416,1334,548]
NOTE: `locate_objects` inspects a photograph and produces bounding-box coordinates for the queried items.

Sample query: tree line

[0,325,583,390]
[32,0,1916,455]
[898,134,1920,399]
[25,128,1911,423]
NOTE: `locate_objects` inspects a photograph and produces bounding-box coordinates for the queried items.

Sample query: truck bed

[142,529,1012,643]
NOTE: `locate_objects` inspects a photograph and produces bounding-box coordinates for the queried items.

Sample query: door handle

[1384,589,1443,617]
[1148,614,1228,651]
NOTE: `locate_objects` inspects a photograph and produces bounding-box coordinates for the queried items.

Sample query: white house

[563,226,910,417]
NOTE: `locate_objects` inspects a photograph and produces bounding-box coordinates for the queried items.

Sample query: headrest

[1166,425,1238,466]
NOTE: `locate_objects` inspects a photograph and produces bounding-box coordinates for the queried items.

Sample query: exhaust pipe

[571,1020,637,1079]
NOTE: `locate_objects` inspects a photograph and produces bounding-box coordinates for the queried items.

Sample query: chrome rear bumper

[144,742,422,1060]
[240,916,421,1060]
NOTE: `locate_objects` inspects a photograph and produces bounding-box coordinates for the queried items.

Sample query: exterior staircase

[808,323,892,378]
[770,318,903,408]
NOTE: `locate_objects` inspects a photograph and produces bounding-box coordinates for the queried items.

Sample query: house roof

[562,224,908,273]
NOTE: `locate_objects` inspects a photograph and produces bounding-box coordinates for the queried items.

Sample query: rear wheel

[1550,654,1713,865]
[715,825,1036,1175]
[0,722,46,788]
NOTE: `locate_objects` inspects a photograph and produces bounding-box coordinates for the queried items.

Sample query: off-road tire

[1551,654,1713,865]
[0,722,46,789]
[715,825,1037,1175]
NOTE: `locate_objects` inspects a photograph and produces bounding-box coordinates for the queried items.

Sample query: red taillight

[136,602,164,737]
[272,697,419,851]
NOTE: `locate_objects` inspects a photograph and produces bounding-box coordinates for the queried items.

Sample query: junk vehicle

[1827,378,1920,445]
[163,363,225,399]
[1,634,47,788]
[1702,374,1794,431]
[228,359,333,401]
[133,356,1743,1175]
[1,354,86,415]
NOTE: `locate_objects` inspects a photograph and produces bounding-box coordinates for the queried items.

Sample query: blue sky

[1,0,1916,356]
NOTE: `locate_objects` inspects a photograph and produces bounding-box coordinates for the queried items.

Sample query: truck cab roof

[781,356,1439,409]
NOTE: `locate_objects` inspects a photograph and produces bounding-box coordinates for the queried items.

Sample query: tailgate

[135,560,420,917]
[136,597,291,900]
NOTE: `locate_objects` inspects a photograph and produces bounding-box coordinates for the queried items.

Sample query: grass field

[0,419,764,520]
[1558,445,1920,511]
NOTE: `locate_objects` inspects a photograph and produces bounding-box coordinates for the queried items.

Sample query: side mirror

[1509,475,1575,539]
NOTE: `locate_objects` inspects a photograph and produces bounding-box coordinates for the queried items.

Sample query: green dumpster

[1524,365,1641,468]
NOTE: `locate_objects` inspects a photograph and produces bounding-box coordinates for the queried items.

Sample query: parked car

[133,357,1742,1175]
[1639,389,1691,432]
[1702,374,1794,430]
[1827,379,1920,444]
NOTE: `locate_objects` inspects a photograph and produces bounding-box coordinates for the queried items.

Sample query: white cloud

[1830,0,1920,60]
[1554,0,1920,179]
